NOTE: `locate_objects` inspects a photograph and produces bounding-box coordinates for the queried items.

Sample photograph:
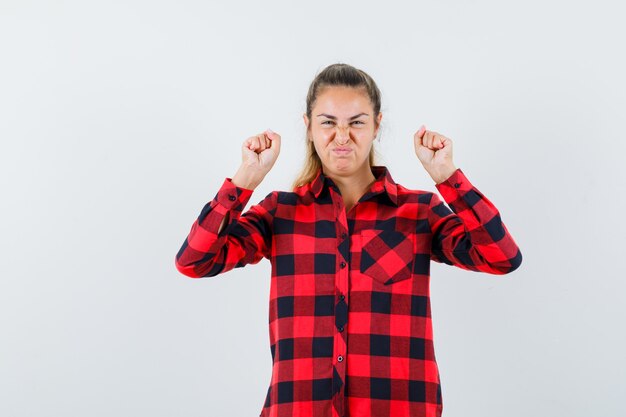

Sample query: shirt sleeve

[428,168,523,274]
[174,177,277,278]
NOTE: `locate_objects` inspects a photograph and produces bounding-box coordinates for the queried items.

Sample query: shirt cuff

[214,177,254,211]
[434,168,473,201]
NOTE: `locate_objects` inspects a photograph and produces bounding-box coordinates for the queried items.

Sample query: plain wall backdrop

[1,1,624,416]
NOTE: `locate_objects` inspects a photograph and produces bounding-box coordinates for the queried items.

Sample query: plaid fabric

[175,165,522,417]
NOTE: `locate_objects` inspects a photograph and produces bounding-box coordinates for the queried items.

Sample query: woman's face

[304,86,382,176]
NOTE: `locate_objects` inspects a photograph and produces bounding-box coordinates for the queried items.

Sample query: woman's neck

[325,165,377,209]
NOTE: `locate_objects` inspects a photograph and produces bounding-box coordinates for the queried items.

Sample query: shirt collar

[310,165,398,206]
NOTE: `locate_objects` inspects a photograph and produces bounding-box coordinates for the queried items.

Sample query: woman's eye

[322,121,364,125]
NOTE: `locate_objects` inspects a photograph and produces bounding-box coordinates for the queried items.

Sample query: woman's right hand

[232,129,281,189]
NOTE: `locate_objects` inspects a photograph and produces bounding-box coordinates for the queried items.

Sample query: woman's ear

[303,113,312,142]
[375,112,383,136]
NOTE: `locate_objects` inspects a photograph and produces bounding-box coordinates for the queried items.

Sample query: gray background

[1,1,624,416]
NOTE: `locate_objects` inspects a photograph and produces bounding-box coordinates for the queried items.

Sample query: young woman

[175,63,522,417]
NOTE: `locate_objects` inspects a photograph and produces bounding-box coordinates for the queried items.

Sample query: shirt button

[341,232,347,239]
[339,294,345,300]
[338,326,344,332]
[228,195,236,201]
[340,261,346,268]
[454,183,460,188]
[337,355,344,362]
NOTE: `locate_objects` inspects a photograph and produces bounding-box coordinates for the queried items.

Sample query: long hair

[291,63,384,191]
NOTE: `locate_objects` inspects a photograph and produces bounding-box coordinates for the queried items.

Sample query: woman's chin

[333,160,353,170]
[325,159,357,175]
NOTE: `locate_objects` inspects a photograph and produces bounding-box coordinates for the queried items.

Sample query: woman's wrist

[433,166,458,184]
[232,167,261,190]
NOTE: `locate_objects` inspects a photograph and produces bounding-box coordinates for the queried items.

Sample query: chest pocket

[360,229,415,285]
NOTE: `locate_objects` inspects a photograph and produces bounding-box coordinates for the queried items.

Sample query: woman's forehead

[314,87,372,115]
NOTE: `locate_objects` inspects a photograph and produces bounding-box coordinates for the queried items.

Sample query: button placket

[331,188,348,412]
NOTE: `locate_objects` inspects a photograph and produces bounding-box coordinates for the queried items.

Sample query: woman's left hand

[413,124,458,184]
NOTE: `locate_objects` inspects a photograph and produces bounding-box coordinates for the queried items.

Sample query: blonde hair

[291,63,383,191]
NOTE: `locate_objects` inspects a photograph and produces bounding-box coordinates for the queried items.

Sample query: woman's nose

[335,125,350,141]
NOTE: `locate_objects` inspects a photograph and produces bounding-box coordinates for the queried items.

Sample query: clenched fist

[232,129,281,190]
[413,124,458,184]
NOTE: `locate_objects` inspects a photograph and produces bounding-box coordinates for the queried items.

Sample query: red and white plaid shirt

[175,165,522,417]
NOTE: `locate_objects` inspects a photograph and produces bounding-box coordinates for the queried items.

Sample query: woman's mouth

[333,148,352,155]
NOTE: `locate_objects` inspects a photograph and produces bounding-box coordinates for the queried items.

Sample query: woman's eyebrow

[316,113,369,120]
